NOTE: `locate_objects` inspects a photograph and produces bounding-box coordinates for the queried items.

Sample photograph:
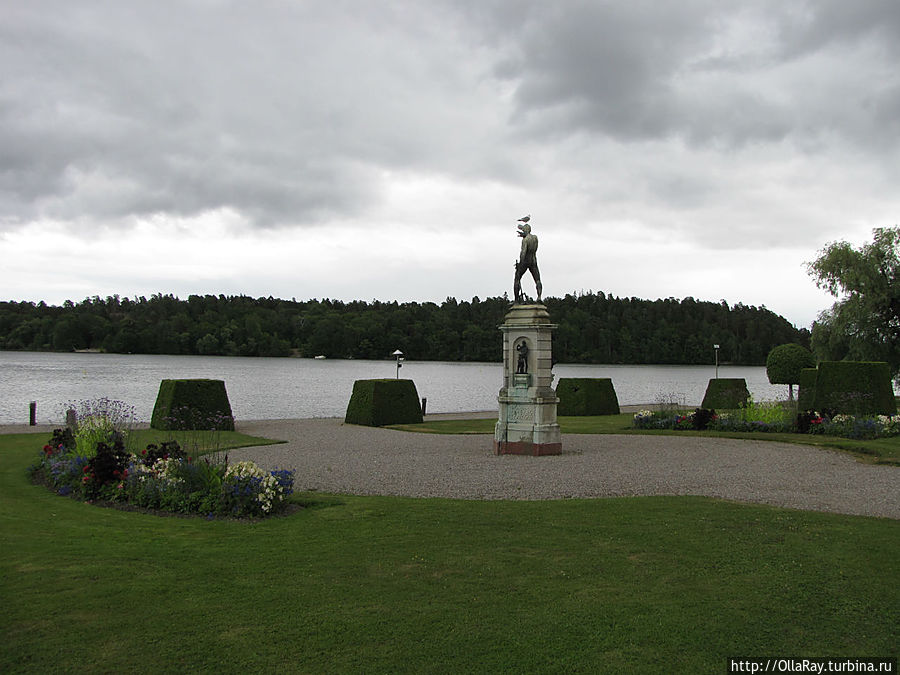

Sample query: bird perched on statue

[518,215,530,223]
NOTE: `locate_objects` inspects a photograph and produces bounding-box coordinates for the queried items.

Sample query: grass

[2,431,898,673]
[392,414,900,465]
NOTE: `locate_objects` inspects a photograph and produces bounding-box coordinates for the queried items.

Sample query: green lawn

[2,431,898,673]
[392,414,900,464]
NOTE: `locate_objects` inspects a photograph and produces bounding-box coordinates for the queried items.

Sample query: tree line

[0,292,807,365]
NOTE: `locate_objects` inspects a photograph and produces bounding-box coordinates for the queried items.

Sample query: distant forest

[0,293,807,365]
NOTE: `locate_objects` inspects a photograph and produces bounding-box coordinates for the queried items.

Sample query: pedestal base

[494,439,562,456]
[494,302,562,457]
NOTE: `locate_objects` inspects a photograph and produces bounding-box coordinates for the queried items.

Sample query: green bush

[556,378,620,416]
[344,379,423,427]
[701,378,750,409]
[797,368,818,411]
[766,343,815,398]
[150,379,235,431]
[809,361,897,416]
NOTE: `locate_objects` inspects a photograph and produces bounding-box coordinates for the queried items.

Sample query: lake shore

[0,404,666,434]
[1,351,782,423]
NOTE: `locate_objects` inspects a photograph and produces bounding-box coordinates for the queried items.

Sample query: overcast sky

[2,1,898,329]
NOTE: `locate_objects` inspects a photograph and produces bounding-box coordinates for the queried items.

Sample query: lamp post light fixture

[713,344,720,379]
[392,349,404,379]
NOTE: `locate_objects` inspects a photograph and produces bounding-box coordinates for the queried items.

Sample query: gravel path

[228,418,900,519]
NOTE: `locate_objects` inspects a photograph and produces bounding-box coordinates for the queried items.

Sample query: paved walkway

[225,417,900,519]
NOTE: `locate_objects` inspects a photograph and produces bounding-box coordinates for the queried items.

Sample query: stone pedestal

[494,304,562,455]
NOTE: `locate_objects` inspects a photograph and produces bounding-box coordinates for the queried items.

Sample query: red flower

[83,466,90,473]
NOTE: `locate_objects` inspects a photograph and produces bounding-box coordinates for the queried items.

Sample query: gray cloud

[0,1,515,229]
[0,0,897,261]
[477,0,900,153]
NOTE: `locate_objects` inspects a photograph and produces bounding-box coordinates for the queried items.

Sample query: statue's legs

[513,264,524,303]
[514,261,542,303]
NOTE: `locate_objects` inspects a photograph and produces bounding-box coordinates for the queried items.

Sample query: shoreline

[0,404,668,434]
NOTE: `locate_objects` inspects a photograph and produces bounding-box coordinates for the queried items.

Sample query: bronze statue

[513,216,541,303]
[516,340,529,373]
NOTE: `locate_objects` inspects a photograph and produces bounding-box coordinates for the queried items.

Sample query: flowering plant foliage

[63,397,138,457]
[82,439,130,500]
[140,440,186,467]
[632,401,900,440]
[816,413,900,440]
[30,431,295,518]
[633,408,717,431]
[632,410,677,430]
[222,461,294,516]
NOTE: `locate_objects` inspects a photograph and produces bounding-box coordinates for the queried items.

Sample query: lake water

[0,351,790,425]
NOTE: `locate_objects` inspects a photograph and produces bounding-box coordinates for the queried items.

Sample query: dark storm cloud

[477,0,900,149]
[0,1,504,230]
[1,0,898,237]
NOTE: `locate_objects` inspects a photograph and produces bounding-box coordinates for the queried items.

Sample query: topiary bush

[797,367,818,411]
[766,343,815,399]
[556,378,620,416]
[701,378,750,409]
[150,379,235,431]
[344,379,423,427]
[809,361,897,416]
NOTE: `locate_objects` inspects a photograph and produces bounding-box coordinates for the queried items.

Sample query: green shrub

[797,368,818,411]
[556,378,620,416]
[701,378,750,409]
[150,379,235,431]
[809,361,897,416]
[766,343,815,398]
[344,379,423,427]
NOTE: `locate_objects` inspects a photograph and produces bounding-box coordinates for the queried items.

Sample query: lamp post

[392,349,404,379]
[713,344,720,379]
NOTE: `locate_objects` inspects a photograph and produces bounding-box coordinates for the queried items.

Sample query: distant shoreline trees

[0,292,807,366]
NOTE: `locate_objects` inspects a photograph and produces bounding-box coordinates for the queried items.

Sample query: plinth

[494,303,562,455]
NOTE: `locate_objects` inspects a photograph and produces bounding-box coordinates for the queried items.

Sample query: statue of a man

[513,219,542,303]
[516,340,529,373]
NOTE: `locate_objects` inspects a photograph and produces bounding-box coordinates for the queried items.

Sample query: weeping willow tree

[807,226,900,384]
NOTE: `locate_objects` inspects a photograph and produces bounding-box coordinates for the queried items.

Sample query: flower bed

[31,431,294,518]
[633,405,900,440]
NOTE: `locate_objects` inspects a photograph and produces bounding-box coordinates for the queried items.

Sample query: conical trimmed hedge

[701,378,750,409]
[344,379,423,427]
[150,379,235,430]
[556,378,620,416]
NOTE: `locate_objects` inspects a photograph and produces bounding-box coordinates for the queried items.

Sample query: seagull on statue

[518,215,530,223]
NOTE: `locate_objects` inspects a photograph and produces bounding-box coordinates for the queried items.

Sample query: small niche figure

[516,340,529,374]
